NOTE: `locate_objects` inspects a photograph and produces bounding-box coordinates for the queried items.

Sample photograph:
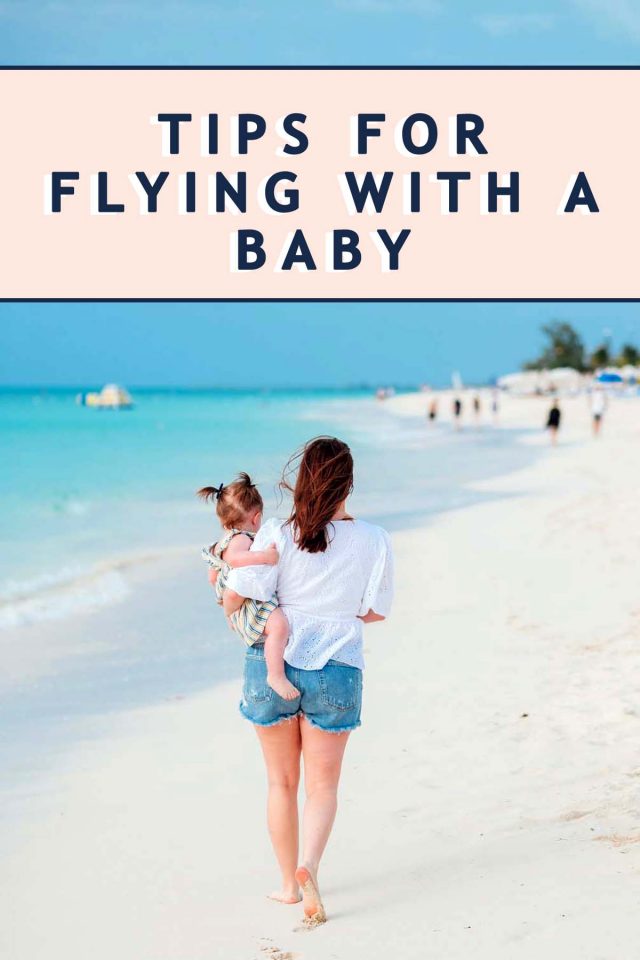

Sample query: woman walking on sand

[546,397,561,445]
[223,437,393,925]
[452,395,463,430]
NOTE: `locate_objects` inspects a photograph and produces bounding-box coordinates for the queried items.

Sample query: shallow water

[0,388,543,818]
[1,387,538,630]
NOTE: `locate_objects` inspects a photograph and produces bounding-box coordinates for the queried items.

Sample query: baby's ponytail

[197,484,225,503]
[235,472,255,490]
[196,473,264,527]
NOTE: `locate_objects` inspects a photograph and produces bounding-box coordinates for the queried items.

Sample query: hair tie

[214,483,224,500]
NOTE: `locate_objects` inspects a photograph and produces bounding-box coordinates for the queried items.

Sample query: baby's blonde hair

[197,473,263,528]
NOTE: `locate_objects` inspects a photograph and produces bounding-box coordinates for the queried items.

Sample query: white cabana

[497,367,584,395]
[617,365,640,382]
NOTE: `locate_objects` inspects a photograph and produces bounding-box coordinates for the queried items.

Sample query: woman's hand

[223,588,245,616]
[261,543,280,566]
[358,609,386,623]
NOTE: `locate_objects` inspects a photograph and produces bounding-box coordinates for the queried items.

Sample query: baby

[197,473,299,701]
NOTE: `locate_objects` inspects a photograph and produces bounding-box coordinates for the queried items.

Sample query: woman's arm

[358,529,394,622]
[358,609,386,623]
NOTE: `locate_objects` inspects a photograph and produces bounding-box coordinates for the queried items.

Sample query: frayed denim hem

[301,713,361,735]
[238,702,360,733]
[238,701,300,728]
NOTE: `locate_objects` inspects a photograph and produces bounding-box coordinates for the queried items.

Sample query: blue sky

[1,1,640,66]
[3,302,639,388]
[2,0,639,387]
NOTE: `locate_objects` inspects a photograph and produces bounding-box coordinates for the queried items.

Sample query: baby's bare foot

[267,887,302,904]
[267,673,300,701]
[295,865,326,925]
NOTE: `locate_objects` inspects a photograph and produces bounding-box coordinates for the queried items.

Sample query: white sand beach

[2,389,640,960]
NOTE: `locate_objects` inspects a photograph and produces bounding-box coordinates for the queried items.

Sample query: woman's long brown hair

[281,437,354,553]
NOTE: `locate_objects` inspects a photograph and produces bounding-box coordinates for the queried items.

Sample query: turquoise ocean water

[0,386,545,815]
[1,387,538,633]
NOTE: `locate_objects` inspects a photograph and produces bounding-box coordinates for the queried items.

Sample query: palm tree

[616,343,639,367]
[589,344,610,370]
[524,321,586,372]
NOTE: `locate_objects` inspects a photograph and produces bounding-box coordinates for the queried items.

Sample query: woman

[223,437,393,924]
[546,397,561,445]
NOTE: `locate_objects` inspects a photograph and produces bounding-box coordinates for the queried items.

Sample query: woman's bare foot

[267,886,302,905]
[295,865,326,925]
[267,673,300,701]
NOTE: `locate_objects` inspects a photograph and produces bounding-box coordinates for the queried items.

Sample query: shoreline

[0,387,611,784]
[0,388,540,635]
[0,390,542,796]
[0,387,544,689]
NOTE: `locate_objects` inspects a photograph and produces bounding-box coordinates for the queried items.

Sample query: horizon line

[0,381,492,392]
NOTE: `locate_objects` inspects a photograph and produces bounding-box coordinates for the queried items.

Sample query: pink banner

[0,68,635,298]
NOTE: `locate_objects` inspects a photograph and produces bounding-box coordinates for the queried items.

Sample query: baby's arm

[224,537,279,569]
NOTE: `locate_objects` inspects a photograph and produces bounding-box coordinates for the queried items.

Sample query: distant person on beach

[590,388,607,437]
[375,386,395,401]
[427,397,438,423]
[472,394,481,424]
[221,437,393,925]
[491,388,500,423]
[546,398,561,445]
[198,475,298,701]
[453,395,463,429]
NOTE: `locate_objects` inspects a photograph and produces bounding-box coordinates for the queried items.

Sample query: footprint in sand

[594,833,640,848]
[259,945,300,959]
[559,809,593,822]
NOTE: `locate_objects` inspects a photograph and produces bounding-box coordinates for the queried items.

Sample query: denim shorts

[239,644,362,734]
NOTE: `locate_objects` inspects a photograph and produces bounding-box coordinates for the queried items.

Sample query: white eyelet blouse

[225,516,394,671]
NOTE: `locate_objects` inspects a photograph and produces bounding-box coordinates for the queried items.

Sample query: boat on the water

[76,384,134,409]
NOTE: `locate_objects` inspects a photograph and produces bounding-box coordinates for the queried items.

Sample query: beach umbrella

[596,371,623,383]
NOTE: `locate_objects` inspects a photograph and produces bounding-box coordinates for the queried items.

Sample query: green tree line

[524,321,640,372]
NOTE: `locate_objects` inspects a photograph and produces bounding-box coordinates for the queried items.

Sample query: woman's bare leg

[297,719,350,921]
[255,717,303,903]
[263,609,299,701]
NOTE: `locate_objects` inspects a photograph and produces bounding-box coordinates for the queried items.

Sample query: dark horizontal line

[2,298,639,304]
[1,65,639,71]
